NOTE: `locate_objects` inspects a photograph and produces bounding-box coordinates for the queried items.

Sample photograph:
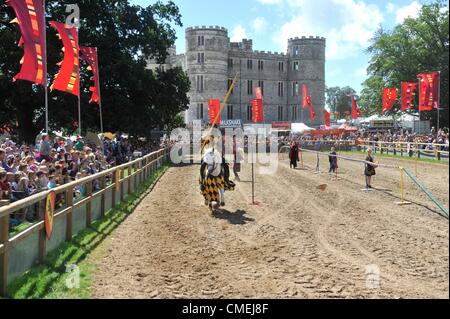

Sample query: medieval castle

[148,26,326,128]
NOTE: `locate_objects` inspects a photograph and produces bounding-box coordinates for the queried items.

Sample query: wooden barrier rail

[0,148,170,296]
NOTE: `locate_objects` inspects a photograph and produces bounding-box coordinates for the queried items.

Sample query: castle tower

[185,26,230,125]
[287,36,326,126]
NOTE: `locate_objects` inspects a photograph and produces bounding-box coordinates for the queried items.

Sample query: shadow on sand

[212,209,255,225]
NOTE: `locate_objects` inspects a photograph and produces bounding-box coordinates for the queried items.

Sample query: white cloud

[269,0,384,60]
[395,1,421,24]
[231,25,248,42]
[252,17,267,33]
[386,2,396,14]
[354,66,367,77]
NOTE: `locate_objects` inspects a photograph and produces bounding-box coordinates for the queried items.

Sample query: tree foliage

[326,86,357,117]
[0,0,190,143]
[360,1,449,127]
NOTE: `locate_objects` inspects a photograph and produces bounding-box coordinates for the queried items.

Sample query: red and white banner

[7,0,46,86]
[418,72,440,112]
[401,82,418,111]
[382,88,398,114]
[208,99,220,125]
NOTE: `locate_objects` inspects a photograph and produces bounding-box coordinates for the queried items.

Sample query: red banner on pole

[401,82,418,111]
[302,84,311,109]
[418,72,440,112]
[208,99,220,125]
[323,109,331,127]
[351,96,360,119]
[49,21,80,96]
[382,88,398,114]
[80,47,101,105]
[7,0,46,86]
[255,87,263,100]
[252,99,264,123]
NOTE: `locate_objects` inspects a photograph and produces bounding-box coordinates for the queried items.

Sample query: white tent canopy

[291,123,313,133]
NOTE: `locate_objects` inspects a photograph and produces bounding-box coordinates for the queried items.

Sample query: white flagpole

[95,47,104,134]
[42,0,49,133]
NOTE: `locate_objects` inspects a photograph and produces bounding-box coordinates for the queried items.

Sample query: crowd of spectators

[0,133,169,228]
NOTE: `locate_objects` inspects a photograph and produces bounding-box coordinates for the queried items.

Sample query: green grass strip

[5,165,169,299]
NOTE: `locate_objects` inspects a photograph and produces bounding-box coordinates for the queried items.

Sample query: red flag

[50,21,79,96]
[302,84,311,109]
[208,99,220,125]
[80,47,101,105]
[309,102,316,121]
[255,87,263,100]
[382,88,398,114]
[323,109,331,127]
[252,98,264,123]
[401,82,418,111]
[351,96,360,119]
[7,0,46,86]
[418,72,440,112]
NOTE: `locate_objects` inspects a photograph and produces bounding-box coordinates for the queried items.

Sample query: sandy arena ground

[92,152,449,299]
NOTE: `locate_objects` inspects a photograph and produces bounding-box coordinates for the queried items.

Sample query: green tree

[0,0,190,143]
[326,86,357,118]
[361,1,449,127]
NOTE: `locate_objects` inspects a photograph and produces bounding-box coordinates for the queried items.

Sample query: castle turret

[288,36,326,126]
[185,26,230,125]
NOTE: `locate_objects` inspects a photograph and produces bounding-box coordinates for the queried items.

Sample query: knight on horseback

[199,136,235,211]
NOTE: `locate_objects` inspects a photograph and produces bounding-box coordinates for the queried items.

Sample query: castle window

[278,106,284,121]
[247,59,253,70]
[247,105,252,121]
[247,80,253,95]
[228,58,233,68]
[197,103,204,120]
[294,46,299,56]
[279,62,284,72]
[196,75,204,92]
[258,81,264,96]
[293,82,299,96]
[228,78,234,94]
[258,60,264,71]
[198,35,204,46]
[227,105,234,120]
[278,82,284,97]
[197,52,205,64]
[292,106,298,121]
[293,61,299,71]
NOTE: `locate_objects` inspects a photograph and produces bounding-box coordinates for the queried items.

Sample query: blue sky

[132,0,439,94]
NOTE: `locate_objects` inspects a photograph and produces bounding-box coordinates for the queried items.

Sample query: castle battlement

[186,26,228,33]
[288,36,326,43]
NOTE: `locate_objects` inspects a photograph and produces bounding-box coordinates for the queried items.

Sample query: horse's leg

[219,188,225,206]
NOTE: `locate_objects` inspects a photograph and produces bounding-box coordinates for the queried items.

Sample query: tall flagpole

[42,0,49,133]
[76,26,81,135]
[437,71,441,133]
[95,47,104,134]
[418,76,421,134]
